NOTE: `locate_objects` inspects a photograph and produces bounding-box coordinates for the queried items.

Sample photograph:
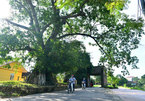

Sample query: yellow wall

[0,62,26,81]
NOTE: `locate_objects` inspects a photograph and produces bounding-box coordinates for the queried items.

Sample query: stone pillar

[87,74,90,87]
[101,67,107,87]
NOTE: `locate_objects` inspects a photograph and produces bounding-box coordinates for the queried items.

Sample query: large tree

[0,0,144,84]
[26,40,92,85]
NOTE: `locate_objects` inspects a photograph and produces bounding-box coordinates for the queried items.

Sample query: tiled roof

[0,61,27,73]
[0,61,15,67]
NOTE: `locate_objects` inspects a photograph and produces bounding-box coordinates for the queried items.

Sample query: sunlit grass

[0,80,38,88]
[131,86,145,91]
[93,85,101,87]
[118,86,131,89]
[0,81,39,97]
[119,86,145,91]
[0,92,5,96]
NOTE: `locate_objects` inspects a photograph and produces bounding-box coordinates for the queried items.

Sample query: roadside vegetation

[93,85,101,87]
[123,74,145,91]
[106,73,145,91]
[0,81,39,97]
[0,81,38,88]
[0,81,65,98]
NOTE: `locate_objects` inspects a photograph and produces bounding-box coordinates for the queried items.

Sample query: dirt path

[1,87,122,101]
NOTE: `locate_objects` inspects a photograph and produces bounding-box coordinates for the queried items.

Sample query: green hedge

[0,81,37,88]
[0,81,80,98]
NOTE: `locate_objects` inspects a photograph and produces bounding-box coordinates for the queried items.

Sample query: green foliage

[121,74,145,91]
[56,73,65,83]
[116,74,128,86]
[119,77,128,86]
[0,92,5,96]
[74,64,93,85]
[105,0,129,16]
[0,0,144,85]
[131,86,145,91]
[107,73,120,88]
[0,81,38,88]
[33,40,92,74]
[0,81,39,97]
[11,93,20,97]
[108,76,119,86]
[93,85,101,87]
[132,77,139,83]
[0,81,57,97]
[138,74,145,86]
[123,83,127,87]
[74,69,88,85]
[95,76,101,84]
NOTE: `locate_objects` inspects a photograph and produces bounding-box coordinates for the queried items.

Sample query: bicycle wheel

[71,83,74,93]
[67,85,70,94]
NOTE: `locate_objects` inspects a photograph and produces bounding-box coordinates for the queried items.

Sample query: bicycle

[67,81,74,94]
[82,81,86,89]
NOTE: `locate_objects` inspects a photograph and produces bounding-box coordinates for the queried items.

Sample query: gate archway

[87,66,107,87]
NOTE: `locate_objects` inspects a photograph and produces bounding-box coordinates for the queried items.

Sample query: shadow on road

[3,87,121,101]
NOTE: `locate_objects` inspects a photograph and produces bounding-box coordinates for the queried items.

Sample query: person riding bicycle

[82,77,86,89]
[69,75,76,91]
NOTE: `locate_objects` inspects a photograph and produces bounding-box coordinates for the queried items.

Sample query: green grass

[93,85,101,87]
[0,92,5,96]
[0,92,20,97]
[131,86,145,91]
[0,81,39,97]
[118,86,131,89]
[119,86,145,91]
[0,81,38,88]
[11,93,20,97]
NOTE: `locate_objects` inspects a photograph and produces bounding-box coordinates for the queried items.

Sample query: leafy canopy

[0,0,144,76]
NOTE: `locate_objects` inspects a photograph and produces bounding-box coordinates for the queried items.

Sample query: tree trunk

[38,73,46,85]
[26,72,46,85]
[26,71,57,86]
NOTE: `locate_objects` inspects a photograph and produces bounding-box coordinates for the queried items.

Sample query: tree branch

[5,19,30,30]
[60,0,88,19]
[51,0,58,13]
[26,0,45,49]
[15,0,33,25]
[57,33,97,39]
[14,46,36,52]
[0,46,36,52]
[26,0,40,33]
[60,11,85,19]
[41,23,51,34]
[57,33,109,58]
[66,20,73,33]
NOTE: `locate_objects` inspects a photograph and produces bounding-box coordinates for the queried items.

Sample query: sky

[0,0,144,78]
[0,0,10,19]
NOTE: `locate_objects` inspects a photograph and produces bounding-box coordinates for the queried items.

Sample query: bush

[123,84,127,87]
[0,81,37,88]
[0,81,68,98]
[0,92,5,96]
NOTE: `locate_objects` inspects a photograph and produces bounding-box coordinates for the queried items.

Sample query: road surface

[112,87,145,101]
[1,87,121,101]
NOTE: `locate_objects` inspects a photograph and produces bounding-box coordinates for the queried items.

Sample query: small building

[126,76,135,82]
[0,61,27,81]
[126,76,137,86]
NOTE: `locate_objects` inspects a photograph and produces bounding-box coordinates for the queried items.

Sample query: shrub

[0,81,37,88]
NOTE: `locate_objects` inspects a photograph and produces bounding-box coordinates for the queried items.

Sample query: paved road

[112,87,145,101]
[1,87,121,101]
